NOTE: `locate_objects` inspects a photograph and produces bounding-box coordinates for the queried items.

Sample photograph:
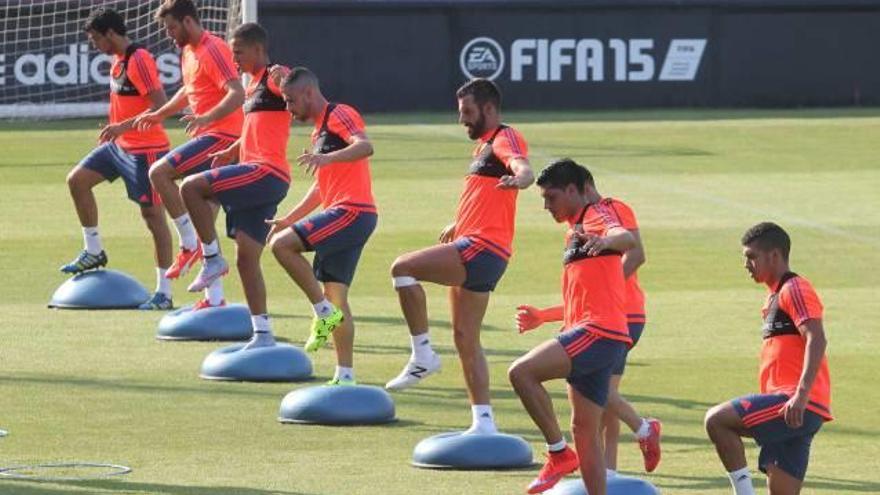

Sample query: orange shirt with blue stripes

[454,125,528,260]
[760,275,832,420]
[310,103,376,212]
[239,65,290,182]
[110,47,169,152]
[606,198,646,325]
[181,31,243,138]
[562,199,631,344]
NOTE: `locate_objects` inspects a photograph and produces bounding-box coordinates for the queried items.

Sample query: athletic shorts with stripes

[452,236,508,292]
[79,142,168,206]
[203,163,289,244]
[732,393,823,481]
[611,321,645,376]
[163,132,239,177]
[556,327,627,407]
[293,204,377,286]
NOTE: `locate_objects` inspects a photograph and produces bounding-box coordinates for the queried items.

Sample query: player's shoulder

[329,103,366,130]
[331,103,363,119]
[783,274,819,297]
[498,124,527,144]
[130,46,157,64]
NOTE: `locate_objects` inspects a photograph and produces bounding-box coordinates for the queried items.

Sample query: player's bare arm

[497,157,534,189]
[297,133,373,176]
[181,78,245,136]
[577,226,636,256]
[100,87,169,143]
[265,182,322,242]
[783,318,827,428]
[622,228,646,278]
[134,86,188,130]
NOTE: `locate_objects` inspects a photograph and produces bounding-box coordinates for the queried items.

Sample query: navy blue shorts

[732,393,824,481]
[163,132,238,177]
[293,206,377,286]
[453,237,508,292]
[611,321,645,376]
[556,327,627,407]
[203,164,289,244]
[79,143,167,206]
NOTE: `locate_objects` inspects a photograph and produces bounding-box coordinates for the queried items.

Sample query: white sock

[82,226,103,255]
[606,469,617,478]
[547,438,567,453]
[313,298,335,318]
[202,239,219,257]
[470,405,497,433]
[173,214,198,251]
[635,418,651,439]
[205,279,224,305]
[156,268,171,296]
[335,366,354,381]
[728,467,755,495]
[251,314,271,332]
[411,332,433,362]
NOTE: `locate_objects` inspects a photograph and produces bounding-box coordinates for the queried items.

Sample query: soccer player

[62,7,174,310]
[507,159,635,495]
[265,67,376,385]
[515,174,662,478]
[385,79,534,435]
[177,23,289,348]
[705,222,831,495]
[135,0,244,310]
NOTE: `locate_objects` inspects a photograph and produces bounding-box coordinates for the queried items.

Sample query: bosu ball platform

[412,431,533,469]
[157,303,252,341]
[200,343,313,382]
[48,270,149,309]
[546,476,660,495]
[278,384,396,425]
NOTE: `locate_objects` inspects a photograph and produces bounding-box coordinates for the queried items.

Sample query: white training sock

[635,417,651,439]
[251,314,271,333]
[335,366,354,381]
[202,239,219,257]
[411,332,433,362]
[470,405,497,434]
[313,298,335,318]
[82,226,103,255]
[728,467,755,495]
[156,268,172,296]
[547,438,567,453]
[205,279,224,305]
[173,214,198,251]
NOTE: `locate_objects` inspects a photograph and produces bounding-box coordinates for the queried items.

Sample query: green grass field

[0,109,878,494]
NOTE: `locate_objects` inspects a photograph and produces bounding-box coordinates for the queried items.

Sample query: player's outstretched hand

[134,111,162,131]
[269,65,291,87]
[98,123,124,144]
[516,305,544,333]
[575,231,611,257]
[209,144,238,168]
[496,175,521,189]
[297,148,330,176]
[438,222,456,243]
[782,392,808,428]
[181,114,209,136]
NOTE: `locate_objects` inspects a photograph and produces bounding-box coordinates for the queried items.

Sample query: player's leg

[570,385,608,495]
[235,229,277,350]
[61,145,116,273]
[385,243,465,390]
[270,228,324,302]
[137,202,174,309]
[324,282,356,385]
[705,399,757,495]
[448,285,497,433]
[180,171,228,292]
[766,465,802,495]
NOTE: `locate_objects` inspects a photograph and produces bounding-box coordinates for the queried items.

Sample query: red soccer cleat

[638,418,662,472]
[192,298,226,311]
[527,446,579,494]
[165,246,203,279]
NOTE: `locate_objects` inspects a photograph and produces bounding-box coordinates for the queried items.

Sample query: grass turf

[0,109,878,494]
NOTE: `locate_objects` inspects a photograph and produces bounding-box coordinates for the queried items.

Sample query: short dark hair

[156,0,200,23]
[232,22,268,48]
[741,222,791,261]
[84,8,127,36]
[456,78,501,109]
[282,66,319,89]
[536,158,594,193]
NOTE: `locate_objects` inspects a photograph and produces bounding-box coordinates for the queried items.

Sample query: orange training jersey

[310,103,376,212]
[562,199,631,344]
[607,198,646,325]
[760,273,832,420]
[454,125,528,260]
[109,44,169,151]
[181,31,243,137]
[240,65,290,181]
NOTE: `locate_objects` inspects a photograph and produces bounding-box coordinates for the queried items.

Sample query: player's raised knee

[148,160,172,183]
[507,359,529,389]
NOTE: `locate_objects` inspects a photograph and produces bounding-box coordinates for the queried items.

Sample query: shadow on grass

[0,479,320,494]
[271,312,506,332]
[645,471,880,493]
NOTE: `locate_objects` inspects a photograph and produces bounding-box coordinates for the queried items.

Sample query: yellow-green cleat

[304,308,344,352]
[326,377,356,386]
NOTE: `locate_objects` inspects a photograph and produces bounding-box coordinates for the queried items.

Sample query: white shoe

[464,423,498,435]
[241,330,276,351]
[385,353,441,391]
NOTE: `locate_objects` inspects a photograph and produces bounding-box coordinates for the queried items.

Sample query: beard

[466,112,487,140]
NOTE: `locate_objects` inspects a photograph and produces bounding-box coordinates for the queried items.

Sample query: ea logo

[460,37,505,80]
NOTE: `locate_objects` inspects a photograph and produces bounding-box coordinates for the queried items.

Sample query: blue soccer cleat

[60,250,108,274]
[138,292,174,310]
